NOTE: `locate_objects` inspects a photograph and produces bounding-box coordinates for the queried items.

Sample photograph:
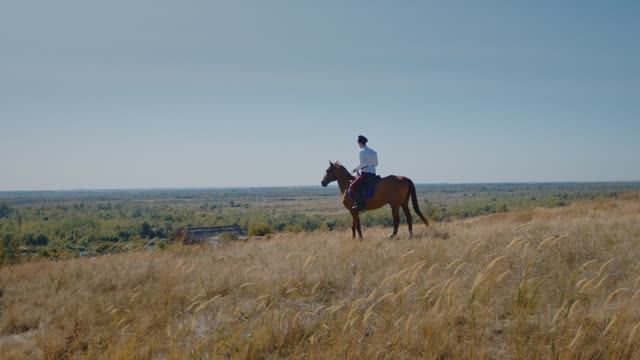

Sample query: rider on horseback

[349,135,378,212]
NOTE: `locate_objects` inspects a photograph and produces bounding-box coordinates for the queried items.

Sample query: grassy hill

[1,193,640,358]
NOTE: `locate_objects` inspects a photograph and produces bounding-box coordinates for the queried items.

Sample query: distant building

[172,225,247,245]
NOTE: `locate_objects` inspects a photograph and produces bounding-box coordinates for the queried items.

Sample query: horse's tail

[407,179,430,227]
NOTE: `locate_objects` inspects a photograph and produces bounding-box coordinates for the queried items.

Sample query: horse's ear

[329,161,333,166]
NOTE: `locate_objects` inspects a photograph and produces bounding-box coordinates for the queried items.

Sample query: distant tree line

[0,188,631,264]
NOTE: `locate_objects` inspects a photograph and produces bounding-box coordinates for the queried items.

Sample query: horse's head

[321,161,341,187]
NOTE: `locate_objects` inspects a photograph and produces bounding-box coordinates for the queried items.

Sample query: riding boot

[352,196,365,212]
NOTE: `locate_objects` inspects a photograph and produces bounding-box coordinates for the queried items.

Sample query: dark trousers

[349,172,375,200]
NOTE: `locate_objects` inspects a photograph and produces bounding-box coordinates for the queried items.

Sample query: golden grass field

[1,193,640,359]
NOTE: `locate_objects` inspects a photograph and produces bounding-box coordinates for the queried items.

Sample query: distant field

[1,194,639,358]
[0,182,639,261]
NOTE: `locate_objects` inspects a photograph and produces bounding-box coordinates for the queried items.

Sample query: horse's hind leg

[351,214,357,239]
[390,205,400,238]
[401,204,413,239]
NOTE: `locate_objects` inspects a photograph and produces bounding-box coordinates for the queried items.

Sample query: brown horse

[321,161,429,239]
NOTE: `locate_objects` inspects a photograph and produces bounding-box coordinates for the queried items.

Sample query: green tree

[1,233,20,264]
[25,234,49,246]
[140,222,154,238]
[0,202,10,219]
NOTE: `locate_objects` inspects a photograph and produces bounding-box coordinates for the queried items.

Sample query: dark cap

[357,135,368,145]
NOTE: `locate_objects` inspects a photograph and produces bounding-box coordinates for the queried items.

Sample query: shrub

[1,234,20,264]
[25,234,49,246]
[38,248,51,257]
[140,222,154,238]
[248,223,273,237]
[95,243,112,254]
[117,230,133,241]
[284,224,304,233]
[218,232,239,241]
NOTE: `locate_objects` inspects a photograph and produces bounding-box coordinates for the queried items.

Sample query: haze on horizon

[1,1,639,191]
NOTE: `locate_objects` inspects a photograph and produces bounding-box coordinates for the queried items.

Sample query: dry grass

[1,194,640,359]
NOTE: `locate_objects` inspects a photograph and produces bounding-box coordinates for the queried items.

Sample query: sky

[1,1,639,190]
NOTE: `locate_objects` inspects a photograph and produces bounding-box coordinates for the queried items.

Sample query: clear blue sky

[1,1,639,190]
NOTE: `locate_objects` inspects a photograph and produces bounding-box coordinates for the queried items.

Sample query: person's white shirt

[353,146,378,174]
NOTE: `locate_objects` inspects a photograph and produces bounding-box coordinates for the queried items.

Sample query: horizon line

[1,180,639,193]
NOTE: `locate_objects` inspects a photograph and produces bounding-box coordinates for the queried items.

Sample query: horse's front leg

[352,212,363,240]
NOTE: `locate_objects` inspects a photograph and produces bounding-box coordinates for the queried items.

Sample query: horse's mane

[333,161,354,180]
